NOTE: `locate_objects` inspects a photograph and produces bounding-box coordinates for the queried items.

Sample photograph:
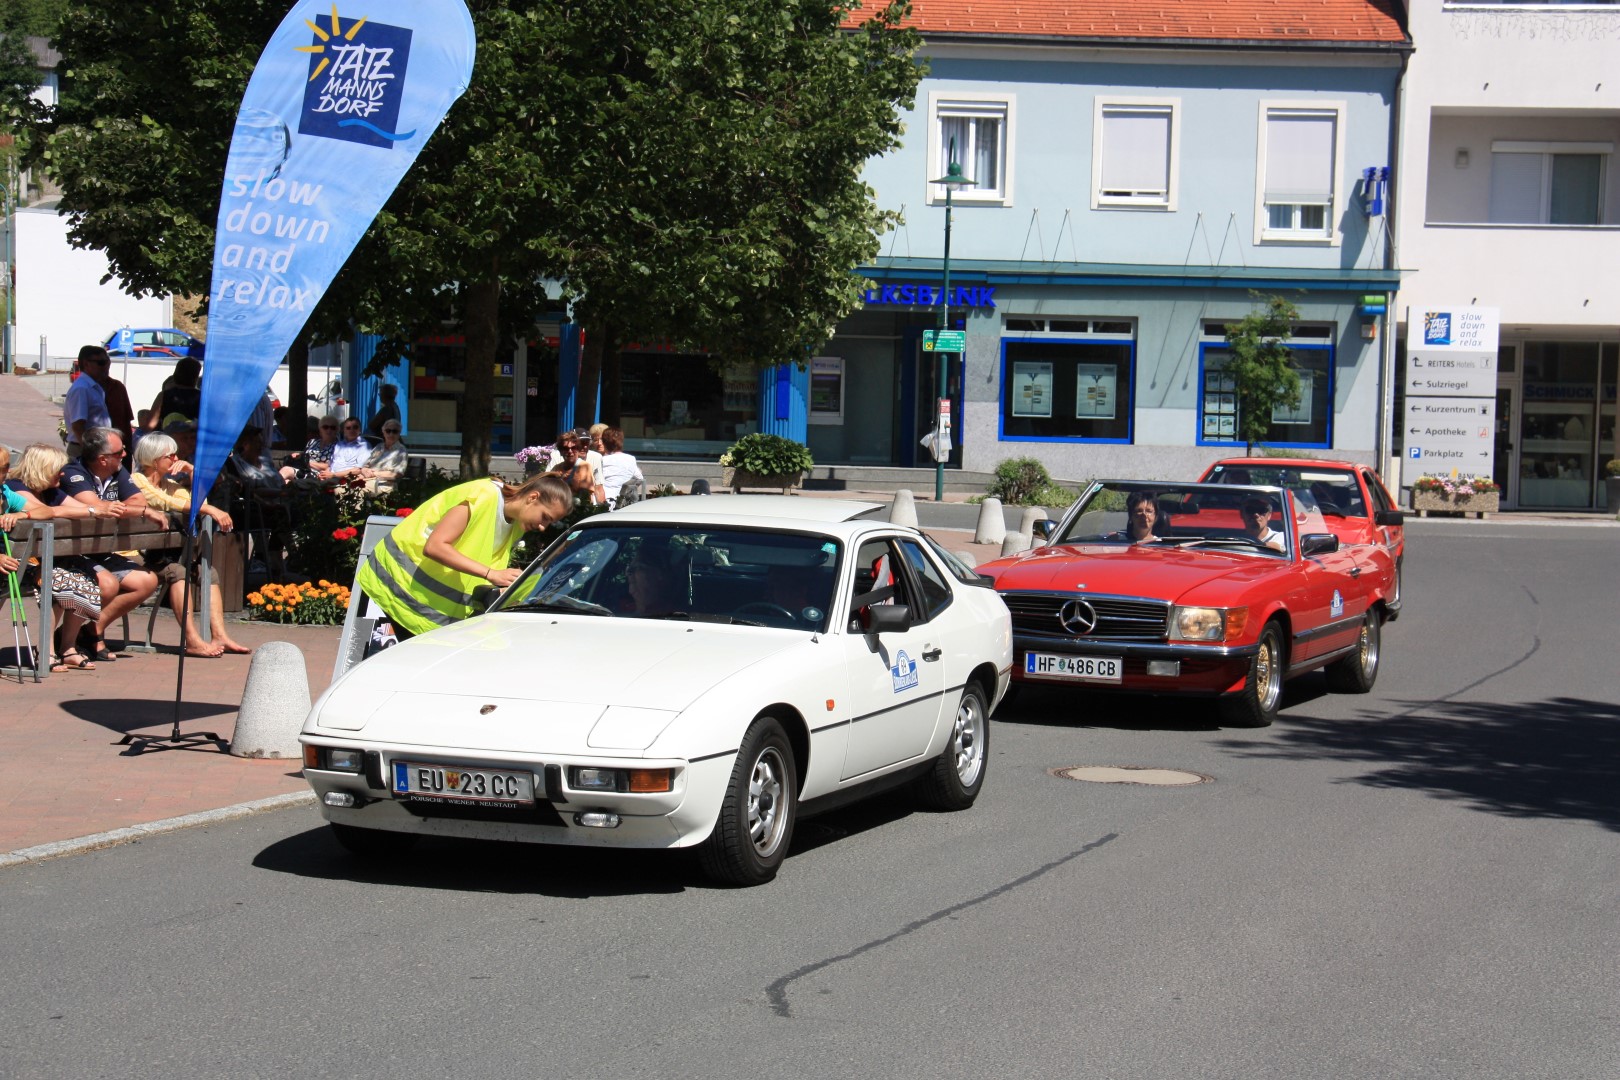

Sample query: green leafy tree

[1222,293,1302,454]
[35,0,921,476]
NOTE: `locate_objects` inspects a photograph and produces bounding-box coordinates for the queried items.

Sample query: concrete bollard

[1018,506,1047,538]
[889,489,919,527]
[974,497,1007,545]
[1000,532,1031,557]
[953,550,978,568]
[230,641,311,759]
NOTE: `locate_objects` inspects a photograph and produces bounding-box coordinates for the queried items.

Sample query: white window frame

[926,92,1014,207]
[1488,140,1611,225]
[1254,100,1346,246]
[1092,97,1180,211]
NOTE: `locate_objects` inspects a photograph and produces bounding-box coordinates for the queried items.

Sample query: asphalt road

[2,521,1616,1080]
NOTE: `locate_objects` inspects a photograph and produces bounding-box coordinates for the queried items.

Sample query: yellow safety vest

[356,479,515,636]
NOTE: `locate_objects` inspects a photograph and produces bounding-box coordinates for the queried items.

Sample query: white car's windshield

[495,524,843,630]
[1054,481,1293,557]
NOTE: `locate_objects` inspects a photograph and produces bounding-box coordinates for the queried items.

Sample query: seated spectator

[549,430,606,504]
[2,443,105,671]
[298,415,341,481]
[270,406,296,451]
[59,426,161,661]
[599,426,644,507]
[548,427,604,489]
[359,421,408,491]
[225,426,294,581]
[328,417,372,481]
[130,434,251,657]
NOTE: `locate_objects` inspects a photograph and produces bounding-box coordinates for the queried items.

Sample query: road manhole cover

[1052,765,1212,787]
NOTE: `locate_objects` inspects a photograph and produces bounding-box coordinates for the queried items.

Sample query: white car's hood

[310,613,805,754]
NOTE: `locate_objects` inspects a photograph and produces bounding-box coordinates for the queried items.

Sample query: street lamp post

[929,145,975,502]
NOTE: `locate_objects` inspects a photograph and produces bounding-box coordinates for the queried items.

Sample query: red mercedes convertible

[977,481,1398,727]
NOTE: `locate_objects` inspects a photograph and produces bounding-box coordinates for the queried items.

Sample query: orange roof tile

[842,0,1408,45]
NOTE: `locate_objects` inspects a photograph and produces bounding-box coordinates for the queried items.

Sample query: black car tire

[1219,620,1286,728]
[330,822,420,860]
[914,683,990,811]
[698,716,797,887]
[1324,609,1381,694]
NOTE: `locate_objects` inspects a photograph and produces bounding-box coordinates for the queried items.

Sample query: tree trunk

[286,337,309,448]
[460,272,501,478]
[575,320,605,431]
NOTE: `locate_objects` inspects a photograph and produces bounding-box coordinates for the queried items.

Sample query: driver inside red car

[1107,490,1160,544]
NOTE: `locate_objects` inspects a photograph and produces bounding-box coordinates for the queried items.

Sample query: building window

[999,321,1135,443]
[1256,103,1344,243]
[928,93,1013,205]
[1488,142,1609,225]
[1093,99,1178,210]
[1197,338,1333,448]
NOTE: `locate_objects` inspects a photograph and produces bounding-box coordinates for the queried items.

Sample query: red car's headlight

[1169,606,1248,642]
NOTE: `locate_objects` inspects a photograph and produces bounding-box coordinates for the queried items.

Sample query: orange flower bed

[246,579,353,625]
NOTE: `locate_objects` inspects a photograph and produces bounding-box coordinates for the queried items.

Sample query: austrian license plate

[1025,652,1123,683]
[392,760,536,806]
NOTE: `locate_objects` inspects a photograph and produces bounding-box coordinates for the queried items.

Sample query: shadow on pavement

[253,795,919,896]
[1218,695,1620,832]
[60,698,237,736]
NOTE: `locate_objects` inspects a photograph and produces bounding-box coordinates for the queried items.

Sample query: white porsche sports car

[301,496,1013,885]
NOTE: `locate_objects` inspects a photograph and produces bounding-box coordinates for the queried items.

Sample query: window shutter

[1101,107,1170,195]
[1264,112,1335,205]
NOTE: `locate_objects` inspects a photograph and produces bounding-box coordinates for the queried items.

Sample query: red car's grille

[1001,593,1171,641]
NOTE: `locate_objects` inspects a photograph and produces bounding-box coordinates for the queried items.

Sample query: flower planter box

[1411,489,1499,519]
[722,467,803,495]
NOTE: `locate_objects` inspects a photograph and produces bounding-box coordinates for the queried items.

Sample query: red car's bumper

[1011,636,1257,696]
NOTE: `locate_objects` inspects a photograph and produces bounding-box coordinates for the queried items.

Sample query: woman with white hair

[130,433,251,657]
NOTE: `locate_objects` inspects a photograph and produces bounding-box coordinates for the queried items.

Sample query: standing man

[60,426,162,660]
[63,346,113,460]
[364,383,401,439]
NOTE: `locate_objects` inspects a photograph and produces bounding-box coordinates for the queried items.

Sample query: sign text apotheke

[862,284,997,308]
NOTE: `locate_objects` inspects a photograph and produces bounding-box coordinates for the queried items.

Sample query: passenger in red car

[1241,498,1286,552]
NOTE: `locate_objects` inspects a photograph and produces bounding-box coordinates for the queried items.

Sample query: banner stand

[118,528,228,756]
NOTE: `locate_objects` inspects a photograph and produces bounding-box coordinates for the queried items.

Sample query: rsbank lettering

[298,12,415,148]
[863,284,997,309]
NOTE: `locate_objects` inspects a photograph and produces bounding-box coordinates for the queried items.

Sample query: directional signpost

[1402,306,1499,489]
[922,329,965,354]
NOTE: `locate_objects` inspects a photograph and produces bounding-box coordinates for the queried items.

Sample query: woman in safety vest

[357,473,574,640]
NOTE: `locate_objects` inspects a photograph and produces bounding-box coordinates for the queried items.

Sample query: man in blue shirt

[60,426,162,660]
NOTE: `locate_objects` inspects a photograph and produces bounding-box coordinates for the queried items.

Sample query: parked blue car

[103,327,206,360]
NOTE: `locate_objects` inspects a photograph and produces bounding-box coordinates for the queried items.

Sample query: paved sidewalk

[0,371,69,449]
[0,616,339,854]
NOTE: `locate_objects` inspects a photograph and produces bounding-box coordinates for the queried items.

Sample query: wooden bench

[2,515,222,680]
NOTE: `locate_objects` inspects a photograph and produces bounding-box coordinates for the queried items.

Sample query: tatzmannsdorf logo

[297,9,415,149]
[1423,311,1452,346]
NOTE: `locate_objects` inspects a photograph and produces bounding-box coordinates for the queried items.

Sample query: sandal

[58,649,96,671]
[91,646,117,663]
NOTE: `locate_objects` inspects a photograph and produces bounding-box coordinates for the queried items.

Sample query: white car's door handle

[922,647,942,662]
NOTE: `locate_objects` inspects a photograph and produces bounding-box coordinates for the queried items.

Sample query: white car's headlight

[1169,606,1248,642]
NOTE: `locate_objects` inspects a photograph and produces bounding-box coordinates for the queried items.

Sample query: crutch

[3,532,36,684]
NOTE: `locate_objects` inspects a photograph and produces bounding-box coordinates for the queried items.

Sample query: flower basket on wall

[1410,480,1499,519]
[718,433,814,494]
[722,467,804,495]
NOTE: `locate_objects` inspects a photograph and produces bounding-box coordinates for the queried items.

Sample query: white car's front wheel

[699,716,798,887]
